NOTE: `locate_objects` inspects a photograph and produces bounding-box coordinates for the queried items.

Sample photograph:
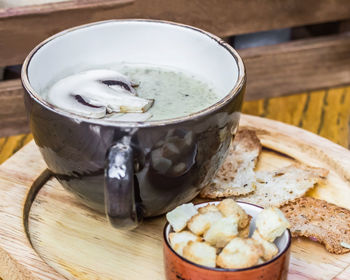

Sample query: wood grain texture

[0,0,133,68]
[242,86,350,149]
[0,0,133,16]
[2,0,350,66]
[334,265,350,280]
[241,33,350,100]
[0,115,349,279]
[29,179,165,280]
[0,142,63,280]
[0,134,32,164]
[0,0,70,9]
[0,80,30,137]
[0,246,36,280]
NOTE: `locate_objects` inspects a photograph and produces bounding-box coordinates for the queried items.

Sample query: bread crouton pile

[166,199,290,269]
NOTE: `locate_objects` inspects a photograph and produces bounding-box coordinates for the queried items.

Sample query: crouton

[183,241,216,267]
[203,217,239,248]
[217,199,250,229]
[166,203,198,232]
[198,204,220,214]
[255,207,290,242]
[238,217,251,238]
[187,211,223,236]
[217,238,263,269]
[252,230,278,261]
[169,231,201,256]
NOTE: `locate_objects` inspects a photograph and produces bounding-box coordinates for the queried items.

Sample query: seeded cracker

[238,164,328,208]
[200,129,262,198]
[280,197,350,254]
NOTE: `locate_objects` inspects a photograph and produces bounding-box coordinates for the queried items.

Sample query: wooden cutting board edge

[0,114,349,280]
[0,165,63,280]
[240,114,350,183]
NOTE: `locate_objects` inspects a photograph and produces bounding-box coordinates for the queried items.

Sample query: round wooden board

[28,115,350,280]
[1,114,350,280]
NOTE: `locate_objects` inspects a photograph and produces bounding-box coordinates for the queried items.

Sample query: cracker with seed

[238,164,328,208]
[200,129,262,199]
[280,197,350,254]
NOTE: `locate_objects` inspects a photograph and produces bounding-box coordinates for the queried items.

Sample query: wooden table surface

[0,85,350,164]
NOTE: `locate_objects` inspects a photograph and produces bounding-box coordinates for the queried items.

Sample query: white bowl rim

[21,19,246,128]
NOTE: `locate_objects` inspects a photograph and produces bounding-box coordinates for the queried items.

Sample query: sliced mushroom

[74,94,105,108]
[47,69,153,119]
[59,93,107,118]
[101,77,137,95]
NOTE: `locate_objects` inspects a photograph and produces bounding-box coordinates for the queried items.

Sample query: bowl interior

[164,201,291,270]
[25,20,242,103]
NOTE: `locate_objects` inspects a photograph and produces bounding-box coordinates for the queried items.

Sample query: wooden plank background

[0,80,29,137]
[2,0,350,67]
[242,86,350,150]
[240,33,350,99]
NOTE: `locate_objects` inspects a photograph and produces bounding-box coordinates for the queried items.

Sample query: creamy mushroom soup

[42,64,221,121]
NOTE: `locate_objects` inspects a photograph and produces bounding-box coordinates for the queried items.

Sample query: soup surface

[43,64,222,121]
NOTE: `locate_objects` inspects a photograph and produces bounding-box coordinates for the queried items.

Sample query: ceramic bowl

[163,201,291,280]
[22,20,246,229]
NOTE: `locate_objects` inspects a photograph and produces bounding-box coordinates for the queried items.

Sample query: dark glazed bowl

[163,201,291,280]
[21,20,246,229]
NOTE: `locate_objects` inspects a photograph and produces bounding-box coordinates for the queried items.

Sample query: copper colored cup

[163,201,291,280]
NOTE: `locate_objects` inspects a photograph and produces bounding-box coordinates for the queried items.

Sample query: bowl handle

[105,136,141,229]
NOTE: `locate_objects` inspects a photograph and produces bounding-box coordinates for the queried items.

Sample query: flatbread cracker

[200,129,261,199]
[238,164,328,208]
[280,197,350,254]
